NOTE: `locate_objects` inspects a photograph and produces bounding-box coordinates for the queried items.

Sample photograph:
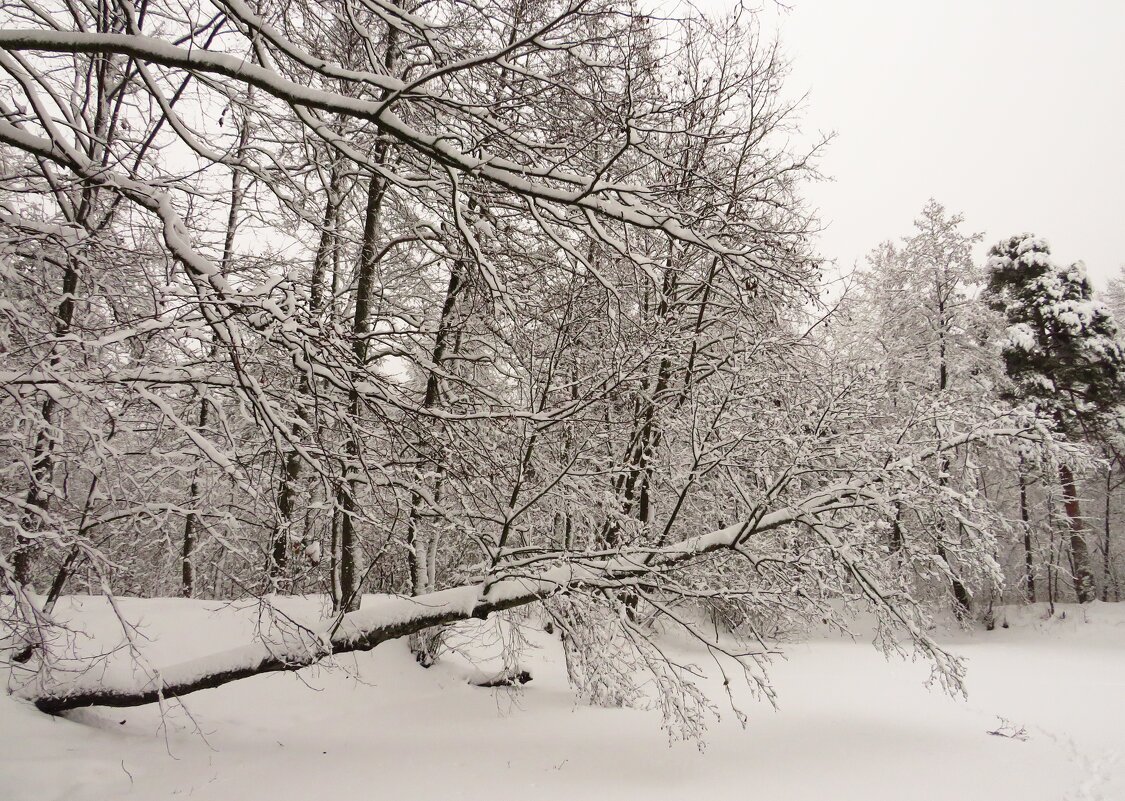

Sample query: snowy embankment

[2,597,1123,801]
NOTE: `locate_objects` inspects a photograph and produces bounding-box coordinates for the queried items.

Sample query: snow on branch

[19,424,1035,714]
[0,28,777,277]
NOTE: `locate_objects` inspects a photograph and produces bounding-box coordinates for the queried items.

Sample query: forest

[1,0,1124,782]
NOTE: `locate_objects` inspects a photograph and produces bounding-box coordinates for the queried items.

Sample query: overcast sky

[698,1,1125,286]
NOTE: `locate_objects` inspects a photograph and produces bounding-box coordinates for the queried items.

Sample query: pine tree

[984,234,1125,602]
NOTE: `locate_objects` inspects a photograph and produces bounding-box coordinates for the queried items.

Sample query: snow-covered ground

[3,597,1122,801]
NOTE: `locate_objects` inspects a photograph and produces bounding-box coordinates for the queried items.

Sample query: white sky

[697,0,1125,286]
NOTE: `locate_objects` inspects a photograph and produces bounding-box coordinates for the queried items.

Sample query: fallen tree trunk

[29,581,546,713]
[25,512,784,714]
[19,427,1032,714]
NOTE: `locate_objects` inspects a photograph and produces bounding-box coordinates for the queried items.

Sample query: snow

[1017,236,1051,256]
[3,597,1124,801]
[1006,322,1038,353]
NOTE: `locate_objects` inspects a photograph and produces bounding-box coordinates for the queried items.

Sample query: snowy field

[2,598,1122,801]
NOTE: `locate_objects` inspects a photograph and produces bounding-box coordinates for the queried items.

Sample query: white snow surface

[3,596,1124,801]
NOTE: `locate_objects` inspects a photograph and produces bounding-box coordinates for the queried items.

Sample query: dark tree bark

[1059,462,1095,603]
[1102,462,1121,603]
[404,257,465,599]
[14,194,84,587]
[1019,459,1035,603]
[337,145,393,613]
[270,161,344,581]
[889,503,905,554]
[181,400,209,597]
[934,305,970,618]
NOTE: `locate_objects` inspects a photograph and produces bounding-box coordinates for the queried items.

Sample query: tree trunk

[182,111,250,596]
[934,293,970,618]
[403,254,471,665]
[602,257,678,551]
[937,451,972,619]
[13,396,62,587]
[14,35,126,586]
[889,502,904,554]
[338,150,392,613]
[1018,459,1035,603]
[1103,466,1113,603]
[1059,462,1095,603]
[405,258,464,598]
[335,19,400,612]
[14,241,82,587]
[329,498,342,609]
[271,161,343,581]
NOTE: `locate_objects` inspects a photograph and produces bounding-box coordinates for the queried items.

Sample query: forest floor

[2,597,1122,801]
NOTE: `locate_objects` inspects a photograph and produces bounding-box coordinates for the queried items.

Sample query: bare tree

[0,0,1042,727]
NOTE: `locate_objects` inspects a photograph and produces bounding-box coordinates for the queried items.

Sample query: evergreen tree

[984,234,1125,602]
